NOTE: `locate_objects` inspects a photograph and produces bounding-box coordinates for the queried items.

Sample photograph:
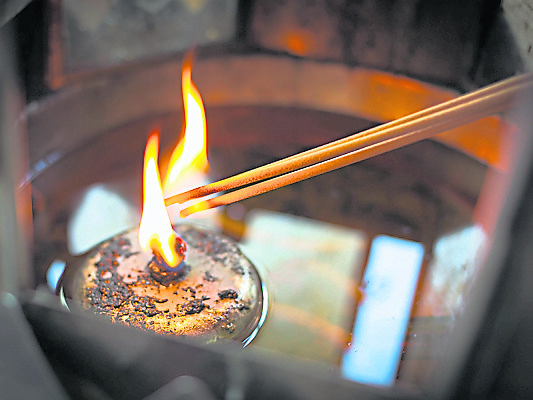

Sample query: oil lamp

[58,54,267,345]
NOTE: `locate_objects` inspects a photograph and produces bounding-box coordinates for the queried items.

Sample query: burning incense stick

[164,73,533,218]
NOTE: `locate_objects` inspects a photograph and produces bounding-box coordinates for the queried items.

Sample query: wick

[152,254,185,272]
[153,235,188,272]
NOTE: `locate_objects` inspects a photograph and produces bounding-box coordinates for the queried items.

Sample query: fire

[163,52,209,192]
[138,52,208,267]
[139,131,181,268]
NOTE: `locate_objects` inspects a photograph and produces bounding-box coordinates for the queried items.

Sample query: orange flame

[138,52,208,266]
[139,130,181,268]
[163,52,209,192]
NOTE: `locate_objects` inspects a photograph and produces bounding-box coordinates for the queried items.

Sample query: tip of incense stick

[164,193,190,206]
[180,202,208,218]
[165,186,215,206]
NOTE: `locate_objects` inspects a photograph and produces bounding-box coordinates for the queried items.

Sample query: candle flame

[138,52,208,266]
[139,130,181,268]
[163,52,209,192]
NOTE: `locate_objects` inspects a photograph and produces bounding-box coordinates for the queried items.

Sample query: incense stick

[164,73,533,218]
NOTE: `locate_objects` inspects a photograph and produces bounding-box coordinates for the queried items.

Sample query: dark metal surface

[23,292,414,400]
[47,0,239,88]
[0,25,33,294]
[0,293,67,398]
[433,88,533,400]
[0,0,32,27]
[144,375,217,400]
[0,25,66,399]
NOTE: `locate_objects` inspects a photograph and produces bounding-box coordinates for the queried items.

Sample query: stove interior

[31,97,496,389]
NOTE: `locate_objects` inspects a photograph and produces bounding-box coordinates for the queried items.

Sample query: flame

[139,130,181,267]
[138,53,208,266]
[163,52,209,192]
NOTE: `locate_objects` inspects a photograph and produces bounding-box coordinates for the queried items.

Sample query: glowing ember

[163,51,209,192]
[139,131,183,268]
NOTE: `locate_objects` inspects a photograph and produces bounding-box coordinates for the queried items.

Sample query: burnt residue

[231,264,245,275]
[179,299,206,315]
[180,228,233,263]
[86,236,134,314]
[218,289,239,300]
[203,271,218,282]
[79,226,262,341]
[87,278,131,311]
[130,295,160,317]
[178,227,253,278]
[182,286,197,294]
[149,260,190,285]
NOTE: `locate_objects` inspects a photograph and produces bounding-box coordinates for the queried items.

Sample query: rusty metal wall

[246,0,522,89]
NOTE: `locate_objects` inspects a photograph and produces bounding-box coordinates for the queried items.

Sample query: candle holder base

[58,224,267,346]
